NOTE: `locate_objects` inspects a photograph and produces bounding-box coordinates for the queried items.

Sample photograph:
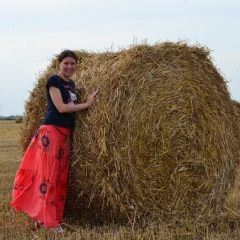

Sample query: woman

[10,50,98,233]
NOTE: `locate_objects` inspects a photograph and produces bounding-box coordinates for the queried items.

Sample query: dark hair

[58,50,78,63]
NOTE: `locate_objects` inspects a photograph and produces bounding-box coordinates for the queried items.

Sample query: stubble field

[0,120,239,240]
[0,121,162,239]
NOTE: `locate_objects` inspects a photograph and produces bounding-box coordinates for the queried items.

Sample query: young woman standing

[10,50,98,233]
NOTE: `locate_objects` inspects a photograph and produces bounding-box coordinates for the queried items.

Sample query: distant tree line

[0,115,23,120]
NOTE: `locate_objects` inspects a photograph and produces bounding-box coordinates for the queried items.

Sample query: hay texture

[21,42,239,224]
[232,100,240,133]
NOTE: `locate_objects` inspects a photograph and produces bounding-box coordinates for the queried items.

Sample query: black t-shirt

[42,75,78,130]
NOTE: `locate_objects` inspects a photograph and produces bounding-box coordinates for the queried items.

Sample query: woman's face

[58,57,77,79]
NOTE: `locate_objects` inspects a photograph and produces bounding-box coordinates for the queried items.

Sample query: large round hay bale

[20,42,239,224]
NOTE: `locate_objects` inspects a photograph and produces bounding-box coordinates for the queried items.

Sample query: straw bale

[15,117,23,123]
[224,100,240,223]
[20,42,240,225]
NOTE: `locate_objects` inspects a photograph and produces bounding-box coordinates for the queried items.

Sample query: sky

[0,0,239,116]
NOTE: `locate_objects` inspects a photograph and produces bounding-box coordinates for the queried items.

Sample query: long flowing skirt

[10,125,71,228]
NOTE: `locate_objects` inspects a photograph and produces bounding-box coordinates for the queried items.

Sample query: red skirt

[10,125,71,228]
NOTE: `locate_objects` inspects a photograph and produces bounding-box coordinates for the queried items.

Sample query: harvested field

[1,122,240,238]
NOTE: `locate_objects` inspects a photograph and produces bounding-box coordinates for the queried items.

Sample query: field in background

[0,121,239,239]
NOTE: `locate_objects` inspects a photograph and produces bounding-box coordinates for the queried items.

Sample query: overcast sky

[0,0,239,116]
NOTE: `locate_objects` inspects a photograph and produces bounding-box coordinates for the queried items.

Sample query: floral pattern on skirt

[10,125,71,228]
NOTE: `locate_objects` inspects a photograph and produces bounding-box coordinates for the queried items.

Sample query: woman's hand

[86,90,99,107]
[49,87,99,113]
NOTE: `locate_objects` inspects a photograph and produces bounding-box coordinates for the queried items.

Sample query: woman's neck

[57,72,70,82]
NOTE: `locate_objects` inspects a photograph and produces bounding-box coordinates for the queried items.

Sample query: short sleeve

[46,75,61,90]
